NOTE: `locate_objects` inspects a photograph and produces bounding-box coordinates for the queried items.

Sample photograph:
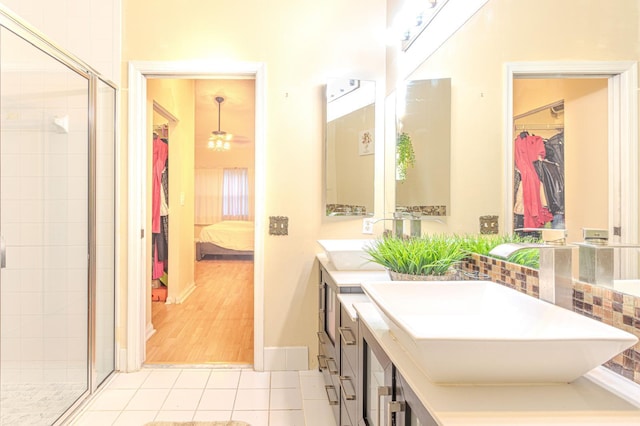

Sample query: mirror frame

[392,78,452,218]
[324,78,376,217]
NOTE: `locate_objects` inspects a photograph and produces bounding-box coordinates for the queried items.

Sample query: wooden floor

[145,257,254,365]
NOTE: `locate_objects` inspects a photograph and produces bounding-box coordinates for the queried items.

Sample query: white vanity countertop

[337,293,371,321]
[317,253,390,287]
[354,302,640,425]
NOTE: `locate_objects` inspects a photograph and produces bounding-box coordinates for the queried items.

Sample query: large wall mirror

[325,78,375,216]
[394,78,451,216]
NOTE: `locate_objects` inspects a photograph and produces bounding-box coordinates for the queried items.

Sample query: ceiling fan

[206,96,251,150]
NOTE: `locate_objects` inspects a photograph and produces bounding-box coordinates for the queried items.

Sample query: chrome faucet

[575,228,640,288]
[373,213,445,238]
[409,213,421,237]
[369,214,405,238]
[488,229,573,309]
[393,212,404,238]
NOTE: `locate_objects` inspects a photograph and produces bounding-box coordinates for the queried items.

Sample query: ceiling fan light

[205,96,232,151]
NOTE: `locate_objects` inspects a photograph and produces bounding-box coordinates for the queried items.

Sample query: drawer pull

[325,385,339,405]
[326,356,339,375]
[339,326,356,345]
[378,386,391,426]
[387,400,405,425]
[317,354,328,370]
[339,375,356,400]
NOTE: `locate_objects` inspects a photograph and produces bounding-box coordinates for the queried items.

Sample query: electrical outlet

[362,218,375,234]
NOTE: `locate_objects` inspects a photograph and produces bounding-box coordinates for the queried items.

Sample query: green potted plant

[364,234,467,281]
[396,132,416,181]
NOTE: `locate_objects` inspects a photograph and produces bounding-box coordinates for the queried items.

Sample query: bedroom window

[222,168,249,220]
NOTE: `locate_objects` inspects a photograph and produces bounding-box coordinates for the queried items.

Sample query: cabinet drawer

[340,375,357,426]
[340,304,358,372]
[340,352,358,426]
[340,394,355,426]
[317,330,336,361]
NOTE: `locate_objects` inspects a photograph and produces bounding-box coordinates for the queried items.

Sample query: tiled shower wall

[0,54,89,385]
[460,253,640,385]
[1,0,121,85]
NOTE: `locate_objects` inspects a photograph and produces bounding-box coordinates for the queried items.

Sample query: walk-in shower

[0,7,116,425]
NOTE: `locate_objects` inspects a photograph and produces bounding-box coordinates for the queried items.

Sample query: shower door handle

[1,235,5,268]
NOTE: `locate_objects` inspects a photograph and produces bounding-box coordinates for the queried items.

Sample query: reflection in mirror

[325,79,375,216]
[512,78,608,245]
[395,78,451,216]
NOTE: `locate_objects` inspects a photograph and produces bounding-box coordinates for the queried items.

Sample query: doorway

[144,78,256,365]
[127,62,266,372]
[504,61,638,277]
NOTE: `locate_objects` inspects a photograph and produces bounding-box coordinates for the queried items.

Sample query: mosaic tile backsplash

[460,253,640,385]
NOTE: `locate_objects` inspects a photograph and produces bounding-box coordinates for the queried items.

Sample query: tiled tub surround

[459,253,640,385]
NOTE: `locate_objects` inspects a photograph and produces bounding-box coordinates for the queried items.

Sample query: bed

[196,220,254,260]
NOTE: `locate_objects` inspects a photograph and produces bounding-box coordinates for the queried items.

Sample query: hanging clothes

[545,130,564,169]
[514,133,553,228]
[152,136,169,280]
[152,136,169,233]
[534,159,564,215]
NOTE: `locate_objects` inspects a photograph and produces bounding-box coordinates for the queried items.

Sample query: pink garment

[152,136,168,233]
[514,134,553,228]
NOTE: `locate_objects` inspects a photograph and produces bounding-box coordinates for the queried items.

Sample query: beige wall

[391,0,640,236]
[147,79,196,306]
[122,0,386,365]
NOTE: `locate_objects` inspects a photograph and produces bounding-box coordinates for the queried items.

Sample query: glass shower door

[0,26,90,425]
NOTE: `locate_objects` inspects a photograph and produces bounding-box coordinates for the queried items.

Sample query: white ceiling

[194,78,256,152]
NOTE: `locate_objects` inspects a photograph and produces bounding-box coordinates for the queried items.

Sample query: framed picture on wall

[358,129,374,156]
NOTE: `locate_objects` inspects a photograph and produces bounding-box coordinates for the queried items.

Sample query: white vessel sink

[317,239,384,271]
[361,280,638,385]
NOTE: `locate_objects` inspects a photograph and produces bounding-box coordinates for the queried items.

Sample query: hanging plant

[396,131,416,181]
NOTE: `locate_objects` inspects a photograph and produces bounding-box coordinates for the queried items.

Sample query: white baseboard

[263,346,309,371]
[166,281,196,305]
[146,322,156,341]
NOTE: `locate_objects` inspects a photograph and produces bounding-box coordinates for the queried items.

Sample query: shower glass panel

[0,26,90,425]
[94,79,116,386]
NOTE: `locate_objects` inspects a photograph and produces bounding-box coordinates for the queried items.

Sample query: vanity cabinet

[318,264,340,417]
[317,263,368,426]
[359,310,437,426]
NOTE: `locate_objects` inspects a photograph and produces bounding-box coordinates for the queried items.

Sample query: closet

[512,77,609,244]
[152,123,169,301]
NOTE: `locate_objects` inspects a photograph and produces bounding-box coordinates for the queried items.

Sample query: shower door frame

[0,6,118,424]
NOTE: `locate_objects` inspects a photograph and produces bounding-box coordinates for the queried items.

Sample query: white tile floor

[69,368,336,426]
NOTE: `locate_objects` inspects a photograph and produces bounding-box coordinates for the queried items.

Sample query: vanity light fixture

[399,0,447,51]
[207,96,232,151]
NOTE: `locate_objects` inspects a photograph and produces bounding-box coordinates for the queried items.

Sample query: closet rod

[513,99,564,121]
[514,123,564,131]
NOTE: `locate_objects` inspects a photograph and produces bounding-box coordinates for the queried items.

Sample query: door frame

[503,61,638,254]
[126,60,266,371]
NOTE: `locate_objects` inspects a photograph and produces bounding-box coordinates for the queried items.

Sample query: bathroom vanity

[317,254,388,425]
[317,253,640,425]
